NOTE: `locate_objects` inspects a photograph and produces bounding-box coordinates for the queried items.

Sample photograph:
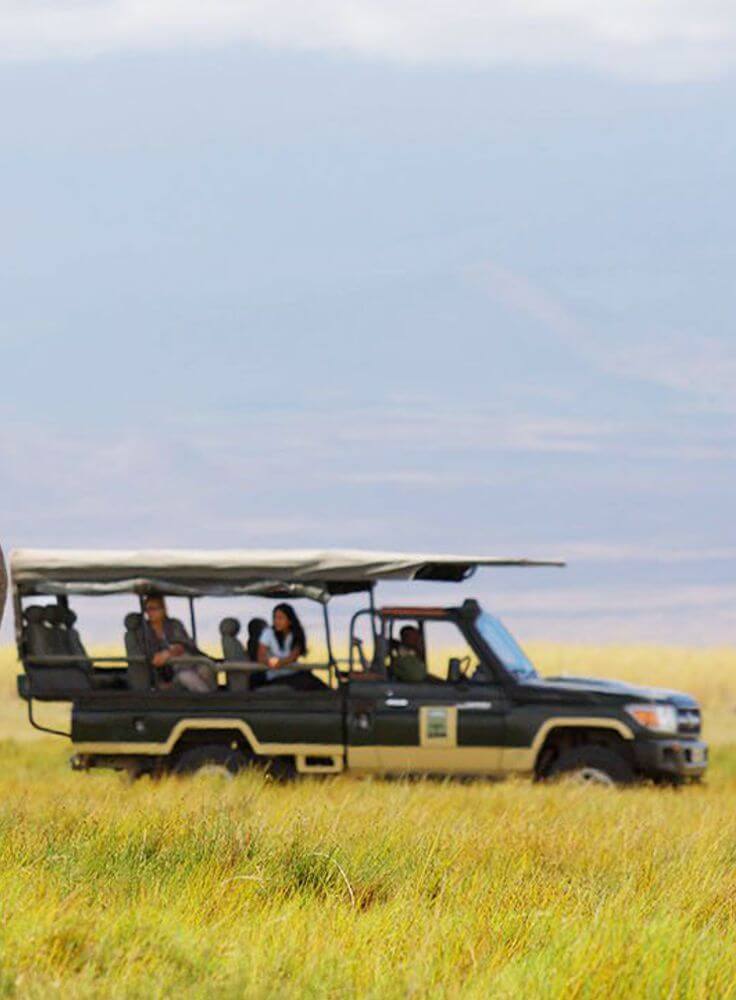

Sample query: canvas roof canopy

[11,548,565,601]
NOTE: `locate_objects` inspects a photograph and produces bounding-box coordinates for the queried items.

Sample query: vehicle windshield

[475,611,537,681]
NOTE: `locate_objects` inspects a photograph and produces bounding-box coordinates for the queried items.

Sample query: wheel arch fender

[502,716,635,775]
[532,718,635,778]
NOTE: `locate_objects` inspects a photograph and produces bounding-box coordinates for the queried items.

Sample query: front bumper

[633,738,708,780]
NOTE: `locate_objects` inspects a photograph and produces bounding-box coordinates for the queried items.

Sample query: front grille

[677,708,701,736]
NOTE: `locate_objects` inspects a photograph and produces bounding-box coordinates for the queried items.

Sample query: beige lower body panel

[74,718,344,770]
[348,744,503,775]
[75,716,634,780]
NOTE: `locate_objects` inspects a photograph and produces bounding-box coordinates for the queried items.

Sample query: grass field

[1,644,736,998]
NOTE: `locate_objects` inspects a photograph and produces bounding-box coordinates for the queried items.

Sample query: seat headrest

[59,608,77,627]
[219,617,240,637]
[24,605,45,625]
[42,606,64,625]
[124,612,143,631]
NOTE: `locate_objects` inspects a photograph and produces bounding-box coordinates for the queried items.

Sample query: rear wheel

[171,743,247,778]
[545,745,635,787]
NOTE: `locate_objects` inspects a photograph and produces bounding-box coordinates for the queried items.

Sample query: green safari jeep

[10,547,707,786]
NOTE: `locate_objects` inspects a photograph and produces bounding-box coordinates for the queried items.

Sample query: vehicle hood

[523,674,699,708]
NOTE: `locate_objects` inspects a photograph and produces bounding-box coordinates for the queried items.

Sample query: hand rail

[25,655,141,666]
[24,654,332,673]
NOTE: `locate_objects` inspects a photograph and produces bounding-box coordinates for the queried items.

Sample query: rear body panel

[72,687,344,758]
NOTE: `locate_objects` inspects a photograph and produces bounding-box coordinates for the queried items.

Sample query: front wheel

[544,745,635,787]
[171,743,247,778]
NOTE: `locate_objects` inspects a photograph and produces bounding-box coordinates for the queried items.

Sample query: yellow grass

[1,643,736,998]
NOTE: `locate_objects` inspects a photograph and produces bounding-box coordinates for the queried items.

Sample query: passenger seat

[24,605,54,657]
[219,618,250,692]
[48,606,125,689]
[49,606,90,668]
[124,612,152,691]
[23,605,92,693]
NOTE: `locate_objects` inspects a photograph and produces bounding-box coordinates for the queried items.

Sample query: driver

[392,625,427,683]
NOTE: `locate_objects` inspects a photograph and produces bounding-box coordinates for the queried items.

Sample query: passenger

[141,594,216,693]
[392,625,427,683]
[258,603,324,691]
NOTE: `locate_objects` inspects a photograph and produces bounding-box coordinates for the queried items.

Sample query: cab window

[422,620,485,682]
[381,619,490,684]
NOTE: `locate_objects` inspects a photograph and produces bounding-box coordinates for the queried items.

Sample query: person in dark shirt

[141,594,215,693]
[392,625,427,682]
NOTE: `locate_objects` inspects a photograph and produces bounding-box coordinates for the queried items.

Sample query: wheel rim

[192,763,235,780]
[564,766,615,787]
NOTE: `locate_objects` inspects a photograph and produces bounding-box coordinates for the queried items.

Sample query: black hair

[247,617,268,661]
[273,602,307,656]
[144,593,167,613]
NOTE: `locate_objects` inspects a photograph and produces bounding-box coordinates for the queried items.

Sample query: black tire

[544,745,635,787]
[171,743,247,777]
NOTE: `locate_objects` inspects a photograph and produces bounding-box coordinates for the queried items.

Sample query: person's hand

[152,650,170,667]
[268,656,281,669]
[170,644,185,657]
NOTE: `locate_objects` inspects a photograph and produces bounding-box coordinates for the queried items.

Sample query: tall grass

[1,644,735,998]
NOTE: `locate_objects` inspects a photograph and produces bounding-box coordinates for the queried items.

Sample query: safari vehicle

[11,548,707,786]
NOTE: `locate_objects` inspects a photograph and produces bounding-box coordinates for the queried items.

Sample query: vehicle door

[346,617,507,774]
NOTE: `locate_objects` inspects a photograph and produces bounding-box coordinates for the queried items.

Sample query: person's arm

[169,620,197,654]
[152,649,171,668]
[258,642,302,670]
[150,621,188,668]
[273,646,302,669]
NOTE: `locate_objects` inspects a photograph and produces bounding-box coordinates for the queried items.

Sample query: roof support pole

[138,593,154,689]
[188,596,197,644]
[322,603,335,678]
[368,584,377,644]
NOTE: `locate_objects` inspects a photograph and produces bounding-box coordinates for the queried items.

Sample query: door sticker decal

[419,705,457,748]
[427,708,448,739]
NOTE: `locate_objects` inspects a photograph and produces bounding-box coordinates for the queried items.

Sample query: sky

[1,1,735,646]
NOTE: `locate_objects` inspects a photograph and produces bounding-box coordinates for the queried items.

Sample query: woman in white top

[257,603,324,690]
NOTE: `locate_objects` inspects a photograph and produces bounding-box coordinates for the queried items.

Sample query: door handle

[384,698,409,708]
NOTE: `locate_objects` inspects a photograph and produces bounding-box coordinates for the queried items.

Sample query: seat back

[124,612,152,691]
[24,605,52,656]
[48,606,90,667]
[219,618,250,692]
[22,605,92,695]
[64,608,89,662]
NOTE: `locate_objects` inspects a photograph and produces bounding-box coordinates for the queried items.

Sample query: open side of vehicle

[10,547,708,785]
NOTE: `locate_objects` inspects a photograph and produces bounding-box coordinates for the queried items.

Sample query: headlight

[625,703,679,734]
